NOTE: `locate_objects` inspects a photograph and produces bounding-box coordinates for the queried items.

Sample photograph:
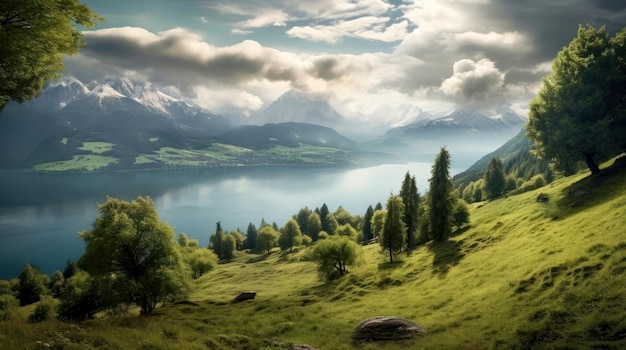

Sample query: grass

[78,142,115,154]
[6,155,626,349]
[33,155,119,172]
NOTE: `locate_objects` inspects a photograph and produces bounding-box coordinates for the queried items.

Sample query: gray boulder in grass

[352,316,426,343]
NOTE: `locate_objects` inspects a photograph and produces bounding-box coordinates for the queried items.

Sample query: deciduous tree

[311,236,360,280]
[279,218,303,252]
[256,225,279,254]
[0,0,104,110]
[527,25,626,175]
[78,196,189,315]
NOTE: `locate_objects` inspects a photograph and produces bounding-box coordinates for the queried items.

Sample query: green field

[32,155,119,172]
[7,156,626,349]
[78,142,115,154]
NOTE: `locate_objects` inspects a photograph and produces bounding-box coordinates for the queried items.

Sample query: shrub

[29,296,56,322]
[0,294,19,320]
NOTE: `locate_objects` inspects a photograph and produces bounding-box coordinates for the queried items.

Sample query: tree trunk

[584,152,601,175]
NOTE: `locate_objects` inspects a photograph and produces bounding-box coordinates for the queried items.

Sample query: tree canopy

[483,157,506,199]
[311,236,360,280]
[527,25,626,175]
[0,0,104,110]
[78,196,189,315]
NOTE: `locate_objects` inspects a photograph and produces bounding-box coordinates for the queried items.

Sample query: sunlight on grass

[78,142,115,154]
[33,155,118,171]
[6,156,626,349]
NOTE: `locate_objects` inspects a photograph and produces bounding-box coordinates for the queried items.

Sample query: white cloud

[440,58,505,102]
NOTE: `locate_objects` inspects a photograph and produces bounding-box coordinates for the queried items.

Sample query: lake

[0,160,468,279]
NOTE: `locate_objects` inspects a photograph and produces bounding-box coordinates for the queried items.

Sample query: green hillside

[1,155,625,349]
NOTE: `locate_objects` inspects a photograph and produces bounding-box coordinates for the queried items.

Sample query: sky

[66,0,626,118]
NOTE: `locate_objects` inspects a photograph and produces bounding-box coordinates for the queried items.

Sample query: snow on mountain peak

[87,82,126,99]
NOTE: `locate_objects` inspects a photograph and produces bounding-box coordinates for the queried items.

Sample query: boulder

[352,316,426,343]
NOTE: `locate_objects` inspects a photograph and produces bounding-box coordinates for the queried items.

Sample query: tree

[246,223,258,250]
[527,25,626,175]
[78,196,189,315]
[428,147,455,241]
[295,207,312,236]
[220,234,236,260]
[0,0,104,110]
[380,195,407,263]
[333,206,353,226]
[362,205,375,244]
[326,213,339,235]
[400,172,420,248]
[371,209,387,239]
[183,247,217,279]
[319,203,331,233]
[17,263,49,306]
[452,200,470,232]
[335,223,358,241]
[279,218,303,252]
[483,157,506,199]
[306,212,322,241]
[256,225,279,254]
[209,222,225,258]
[311,236,360,280]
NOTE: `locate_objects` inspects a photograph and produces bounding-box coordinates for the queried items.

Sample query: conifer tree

[380,195,407,263]
[210,222,225,258]
[483,157,506,199]
[362,205,375,243]
[428,147,455,241]
[400,172,420,248]
[246,223,258,250]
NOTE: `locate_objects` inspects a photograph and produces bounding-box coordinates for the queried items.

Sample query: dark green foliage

[452,200,470,231]
[279,218,302,251]
[63,260,78,279]
[78,196,189,315]
[0,294,19,320]
[306,212,322,241]
[246,223,258,250]
[0,0,103,110]
[319,203,331,233]
[326,213,339,235]
[400,172,420,248]
[295,207,312,237]
[381,195,407,263]
[311,236,360,280]
[362,205,375,243]
[375,202,383,211]
[228,229,245,251]
[221,235,236,260]
[28,296,55,323]
[483,157,506,199]
[17,263,50,306]
[210,222,225,258]
[49,270,64,297]
[428,147,455,241]
[57,270,101,321]
[527,25,626,174]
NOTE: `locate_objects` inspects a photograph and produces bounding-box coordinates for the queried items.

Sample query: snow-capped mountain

[25,75,90,111]
[62,81,148,115]
[252,90,344,128]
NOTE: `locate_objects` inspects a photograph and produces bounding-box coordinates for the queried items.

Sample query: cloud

[287,17,408,43]
[440,58,505,102]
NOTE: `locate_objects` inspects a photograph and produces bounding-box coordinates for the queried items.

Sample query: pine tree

[380,195,407,263]
[246,223,258,250]
[210,222,225,258]
[428,147,455,241]
[362,205,375,243]
[319,203,331,233]
[483,157,506,199]
[400,172,420,248]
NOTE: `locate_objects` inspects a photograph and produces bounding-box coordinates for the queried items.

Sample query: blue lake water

[0,161,468,279]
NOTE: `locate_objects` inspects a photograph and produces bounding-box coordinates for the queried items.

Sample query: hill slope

[1,156,625,349]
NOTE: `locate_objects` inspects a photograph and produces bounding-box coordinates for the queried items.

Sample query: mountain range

[0,76,528,171]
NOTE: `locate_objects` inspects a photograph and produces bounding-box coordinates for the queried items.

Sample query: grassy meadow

[3,155,626,349]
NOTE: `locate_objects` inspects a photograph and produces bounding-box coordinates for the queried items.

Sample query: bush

[0,294,19,320]
[29,296,56,322]
[311,236,360,281]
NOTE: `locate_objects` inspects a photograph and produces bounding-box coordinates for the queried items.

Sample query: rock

[233,292,256,302]
[352,316,426,343]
